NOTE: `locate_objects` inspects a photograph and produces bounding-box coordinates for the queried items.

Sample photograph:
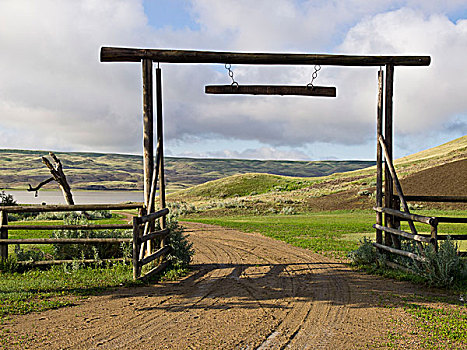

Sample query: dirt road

[6,222,438,349]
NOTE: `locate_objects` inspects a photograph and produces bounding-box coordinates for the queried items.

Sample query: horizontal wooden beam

[140,245,171,266]
[373,224,433,244]
[6,224,133,230]
[205,85,336,97]
[0,202,144,213]
[373,207,437,226]
[404,195,467,203]
[373,242,426,262]
[140,228,170,243]
[18,258,127,266]
[100,47,431,66]
[0,238,131,244]
[140,208,169,224]
[418,234,467,240]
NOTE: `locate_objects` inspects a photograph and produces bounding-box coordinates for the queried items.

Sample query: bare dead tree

[28,152,74,205]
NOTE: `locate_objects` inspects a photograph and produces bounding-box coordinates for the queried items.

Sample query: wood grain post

[142,59,154,253]
[132,216,141,280]
[384,64,394,247]
[156,67,167,247]
[430,221,438,252]
[376,69,384,245]
[0,211,8,261]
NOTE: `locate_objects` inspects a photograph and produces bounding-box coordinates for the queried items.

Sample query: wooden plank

[142,59,154,214]
[373,242,425,262]
[138,261,168,281]
[0,211,7,260]
[436,217,467,223]
[140,228,169,243]
[373,224,432,244]
[140,208,169,224]
[100,47,431,66]
[6,224,133,230]
[0,238,131,244]
[0,203,144,213]
[373,207,436,225]
[156,67,167,246]
[205,85,336,97]
[418,234,467,240]
[132,217,141,279]
[17,258,128,266]
[404,195,467,203]
[376,69,384,245]
[140,245,171,266]
[384,63,396,248]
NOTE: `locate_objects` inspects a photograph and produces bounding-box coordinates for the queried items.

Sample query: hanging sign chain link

[225,63,239,87]
[307,64,321,88]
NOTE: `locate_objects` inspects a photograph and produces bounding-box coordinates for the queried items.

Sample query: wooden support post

[384,64,394,247]
[132,216,141,280]
[142,59,154,213]
[0,211,8,261]
[142,59,154,254]
[376,69,384,245]
[205,85,336,97]
[156,67,167,246]
[431,222,438,252]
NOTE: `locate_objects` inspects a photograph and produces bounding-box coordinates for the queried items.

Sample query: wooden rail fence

[0,202,172,279]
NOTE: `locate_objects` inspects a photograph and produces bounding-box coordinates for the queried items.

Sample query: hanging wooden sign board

[205,85,336,97]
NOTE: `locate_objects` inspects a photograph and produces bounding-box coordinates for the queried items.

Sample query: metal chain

[224,63,239,87]
[307,64,321,88]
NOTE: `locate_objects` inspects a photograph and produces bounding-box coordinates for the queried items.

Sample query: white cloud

[0,0,465,160]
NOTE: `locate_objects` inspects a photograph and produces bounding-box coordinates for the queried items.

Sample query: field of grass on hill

[0,149,374,192]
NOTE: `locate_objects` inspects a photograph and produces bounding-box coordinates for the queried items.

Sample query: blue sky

[0,0,466,161]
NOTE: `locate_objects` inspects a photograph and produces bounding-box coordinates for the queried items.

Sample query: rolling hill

[0,149,374,191]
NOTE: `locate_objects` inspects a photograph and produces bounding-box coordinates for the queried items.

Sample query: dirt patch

[400,159,467,196]
[3,222,455,349]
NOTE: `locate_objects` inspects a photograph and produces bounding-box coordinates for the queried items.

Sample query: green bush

[348,237,381,266]
[51,215,131,260]
[413,238,465,287]
[153,214,194,269]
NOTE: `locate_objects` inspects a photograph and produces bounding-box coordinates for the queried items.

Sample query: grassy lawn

[184,209,467,258]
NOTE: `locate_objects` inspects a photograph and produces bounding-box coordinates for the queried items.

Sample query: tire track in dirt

[5,222,424,349]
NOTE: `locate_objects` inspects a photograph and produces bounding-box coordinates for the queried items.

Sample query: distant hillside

[170,136,467,212]
[0,149,374,191]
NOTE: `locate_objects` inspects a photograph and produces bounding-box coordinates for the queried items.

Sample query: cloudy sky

[0,0,466,161]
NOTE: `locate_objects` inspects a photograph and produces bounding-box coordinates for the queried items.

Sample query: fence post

[376,69,384,245]
[430,220,438,252]
[0,211,8,261]
[132,216,141,280]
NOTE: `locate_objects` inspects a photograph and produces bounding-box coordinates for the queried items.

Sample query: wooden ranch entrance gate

[100,47,466,264]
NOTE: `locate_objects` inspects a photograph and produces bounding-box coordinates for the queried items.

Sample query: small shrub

[413,238,465,287]
[14,244,47,262]
[51,215,131,260]
[280,206,296,215]
[0,255,19,272]
[348,237,381,266]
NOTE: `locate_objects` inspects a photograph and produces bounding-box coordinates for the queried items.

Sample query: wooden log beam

[0,211,7,260]
[142,59,154,213]
[6,224,133,230]
[372,242,426,262]
[100,47,431,66]
[373,207,437,226]
[373,224,433,244]
[140,245,171,266]
[140,208,169,224]
[404,195,467,203]
[138,261,168,281]
[17,258,128,266]
[436,217,467,223]
[0,202,144,213]
[205,85,336,96]
[418,234,467,240]
[0,238,131,244]
[140,228,169,243]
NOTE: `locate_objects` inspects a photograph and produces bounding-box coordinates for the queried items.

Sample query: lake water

[5,190,144,205]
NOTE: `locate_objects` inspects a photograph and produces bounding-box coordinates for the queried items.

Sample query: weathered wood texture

[5,224,133,230]
[404,195,467,203]
[140,228,169,243]
[374,207,437,225]
[100,47,430,66]
[39,153,74,205]
[205,85,336,96]
[156,67,167,242]
[376,69,384,244]
[373,224,433,244]
[373,242,425,262]
[0,238,131,244]
[0,211,7,260]
[384,64,395,247]
[140,245,171,266]
[132,217,141,279]
[142,59,154,212]
[140,208,169,224]
[17,258,128,266]
[0,203,144,213]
